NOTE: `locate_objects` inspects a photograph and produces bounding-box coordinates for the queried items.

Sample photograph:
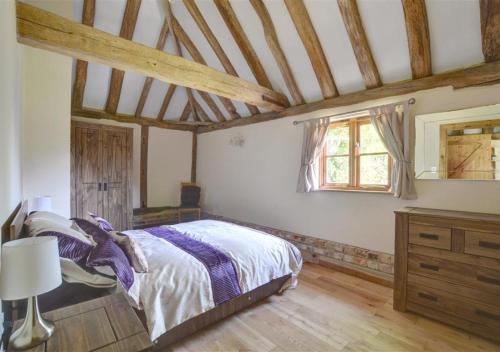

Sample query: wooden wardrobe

[71,121,133,230]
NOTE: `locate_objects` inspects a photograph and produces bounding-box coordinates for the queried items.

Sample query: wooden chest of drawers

[394,208,500,343]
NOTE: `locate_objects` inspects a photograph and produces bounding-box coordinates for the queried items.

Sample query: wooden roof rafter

[182,0,257,116]
[214,0,281,97]
[284,0,338,99]
[105,0,142,114]
[401,0,432,79]
[71,0,95,111]
[337,0,382,89]
[157,84,177,121]
[250,0,305,105]
[135,19,170,118]
[163,0,200,123]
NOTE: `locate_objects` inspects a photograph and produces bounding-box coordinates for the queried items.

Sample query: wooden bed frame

[4,201,292,349]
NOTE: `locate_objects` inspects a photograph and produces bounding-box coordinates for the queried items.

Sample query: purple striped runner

[144,226,241,305]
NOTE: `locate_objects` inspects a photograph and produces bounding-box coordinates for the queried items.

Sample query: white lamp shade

[0,237,62,300]
[32,196,52,212]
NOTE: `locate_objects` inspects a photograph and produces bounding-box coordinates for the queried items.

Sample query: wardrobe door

[101,127,132,230]
[72,123,102,219]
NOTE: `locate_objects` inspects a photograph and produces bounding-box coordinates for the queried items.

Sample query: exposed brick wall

[203,213,394,279]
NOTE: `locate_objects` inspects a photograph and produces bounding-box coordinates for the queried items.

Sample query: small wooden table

[177,207,201,223]
[8,294,152,352]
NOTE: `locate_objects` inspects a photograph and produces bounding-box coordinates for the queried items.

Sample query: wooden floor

[169,263,500,352]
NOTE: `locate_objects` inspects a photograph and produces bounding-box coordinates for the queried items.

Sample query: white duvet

[122,220,302,342]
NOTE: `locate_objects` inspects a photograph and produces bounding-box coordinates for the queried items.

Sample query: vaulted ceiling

[69,0,499,132]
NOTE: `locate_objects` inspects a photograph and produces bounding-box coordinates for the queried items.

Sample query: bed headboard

[3,200,29,243]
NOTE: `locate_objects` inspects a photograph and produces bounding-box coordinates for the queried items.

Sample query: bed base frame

[139,274,291,350]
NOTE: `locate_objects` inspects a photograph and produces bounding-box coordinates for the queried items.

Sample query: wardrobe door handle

[103,183,107,191]
[419,233,439,240]
[98,183,102,191]
[478,241,500,250]
[476,309,500,321]
[477,275,500,286]
[420,263,439,271]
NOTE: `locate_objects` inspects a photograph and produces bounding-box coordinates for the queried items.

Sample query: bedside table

[8,293,152,352]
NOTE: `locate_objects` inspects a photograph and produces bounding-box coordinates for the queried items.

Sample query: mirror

[416,104,500,180]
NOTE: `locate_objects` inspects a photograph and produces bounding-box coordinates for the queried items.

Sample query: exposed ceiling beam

[214,0,275,92]
[16,2,289,110]
[105,0,142,114]
[250,0,305,105]
[179,102,192,122]
[284,0,337,99]
[198,61,500,133]
[337,0,381,89]
[172,18,230,122]
[71,0,95,111]
[157,84,177,120]
[16,2,289,111]
[135,19,169,117]
[183,0,258,116]
[72,107,211,131]
[480,0,500,62]
[401,0,432,79]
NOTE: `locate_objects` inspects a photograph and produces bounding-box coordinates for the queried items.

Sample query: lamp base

[9,296,54,350]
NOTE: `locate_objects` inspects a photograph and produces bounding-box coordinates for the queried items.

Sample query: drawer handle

[477,275,500,286]
[478,241,500,250]
[476,309,500,321]
[419,233,439,240]
[420,263,439,271]
[418,292,438,302]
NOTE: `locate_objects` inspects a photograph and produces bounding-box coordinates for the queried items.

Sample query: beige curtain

[370,103,417,199]
[296,118,330,192]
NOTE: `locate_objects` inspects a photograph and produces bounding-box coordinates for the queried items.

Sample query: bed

[5,202,302,350]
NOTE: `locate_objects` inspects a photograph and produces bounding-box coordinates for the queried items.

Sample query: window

[320,117,392,192]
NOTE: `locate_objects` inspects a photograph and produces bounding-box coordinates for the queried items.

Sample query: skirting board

[202,213,394,288]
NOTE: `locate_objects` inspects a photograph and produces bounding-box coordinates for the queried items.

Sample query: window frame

[319,117,392,193]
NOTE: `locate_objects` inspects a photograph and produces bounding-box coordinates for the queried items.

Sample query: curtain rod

[293,98,416,126]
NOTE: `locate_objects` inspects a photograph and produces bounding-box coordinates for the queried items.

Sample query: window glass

[326,126,349,155]
[359,155,389,185]
[359,124,386,154]
[326,157,349,184]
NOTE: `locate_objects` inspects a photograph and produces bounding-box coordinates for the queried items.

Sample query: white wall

[21,0,73,217]
[0,0,23,230]
[198,84,500,254]
[147,128,193,207]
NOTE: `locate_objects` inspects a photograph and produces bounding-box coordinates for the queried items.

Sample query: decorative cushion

[37,231,93,263]
[72,218,109,244]
[88,212,114,232]
[86,236,134,290]
[110,232,148,273]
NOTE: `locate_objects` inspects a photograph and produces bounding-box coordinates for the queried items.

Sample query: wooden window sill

[316,188,393,195]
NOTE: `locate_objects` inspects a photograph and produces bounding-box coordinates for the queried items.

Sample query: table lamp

[31,196,52,213]
[0,237,62,350]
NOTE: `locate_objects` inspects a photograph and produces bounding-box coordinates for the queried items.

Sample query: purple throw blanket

[144,226,241,305]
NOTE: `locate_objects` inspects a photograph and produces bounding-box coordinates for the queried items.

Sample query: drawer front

[408,253,500,294]
[409,223,451,250]
[407,284,500,330]
[465,231,500,260]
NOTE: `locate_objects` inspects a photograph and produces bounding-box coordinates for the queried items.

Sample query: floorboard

[169,263,500,351]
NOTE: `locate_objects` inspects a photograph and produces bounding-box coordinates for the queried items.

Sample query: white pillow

[25,211,73,228]
[60,258,116,288]
[27,218,95,245]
